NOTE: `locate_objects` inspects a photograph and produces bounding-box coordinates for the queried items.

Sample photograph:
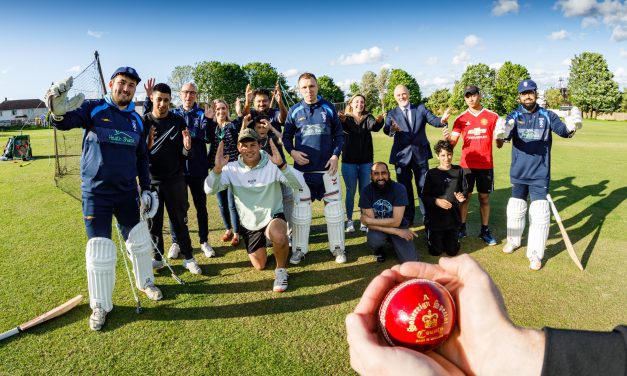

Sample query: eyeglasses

[181,90,197,95]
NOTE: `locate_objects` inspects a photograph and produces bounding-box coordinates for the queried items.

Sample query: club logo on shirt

[538,117,545,128]
[480,118,488,126]
[247,178,257,185]
[131,119,137,132]
[321,111,327,123]
[108,130,135,145]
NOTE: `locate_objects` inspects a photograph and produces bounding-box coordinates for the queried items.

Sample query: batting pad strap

[125,221,155,290]
[86,237,116,312]
[291,187,312,255]
[322,172,342,202]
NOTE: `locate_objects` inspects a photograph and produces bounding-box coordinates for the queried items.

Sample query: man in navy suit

[384,84,450,225]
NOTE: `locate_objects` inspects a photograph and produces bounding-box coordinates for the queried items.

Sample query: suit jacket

[384,104,445,167]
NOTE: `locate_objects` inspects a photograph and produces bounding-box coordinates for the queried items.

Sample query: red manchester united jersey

[451,108,499,169]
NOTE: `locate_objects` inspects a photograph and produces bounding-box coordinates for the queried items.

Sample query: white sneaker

[345,220,355,233]
[360,224,368,232]
[168,243,180,259]
[89,303,107,331]
[529,252,542,271]
[333,248,347,264]
[502,240,519,254]
[289,250,305,265]
[273,268,289,292]
[141,282,163,301]
[183,258,202,275]
[201,242,215,258]
[152,258,163,269]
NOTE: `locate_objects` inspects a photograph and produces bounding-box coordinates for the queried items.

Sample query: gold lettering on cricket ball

[406,296,450,343]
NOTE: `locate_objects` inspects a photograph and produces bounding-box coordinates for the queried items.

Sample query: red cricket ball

[378,278,456,352]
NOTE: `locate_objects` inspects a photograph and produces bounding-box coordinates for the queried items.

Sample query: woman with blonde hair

[340,94,385,232]
[207,99,241,246]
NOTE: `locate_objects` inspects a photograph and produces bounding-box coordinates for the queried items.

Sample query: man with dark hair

[205,129,305,292]
[242,81,288,131]
[422,140,467,257]
[144,80,215,259]
[282,72,346,264]
[47,67,162,330]
[384,85,450,226]
[499,79,580,270]
[143,83,202,275]
[359,162,418,263]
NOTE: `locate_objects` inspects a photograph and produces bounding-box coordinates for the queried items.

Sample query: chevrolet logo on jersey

[468,128,487,136]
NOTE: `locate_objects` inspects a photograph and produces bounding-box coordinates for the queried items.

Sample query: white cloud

[555,0,627,42]
[452,50,470,65]
[528,68,569,89]
[66,65,81,73]
[87,30,108,38]
[393,46,400,52]
[335,79,356,93]
[611,25,627,41]
[614,67,627,88]
[548,29,570,40]
[425,56,439,65]
[464,34,481,47]
[581,16,600,28]
[283,68,299,78]
[489,62,503,70]
[380,63,392,70]
[421,75,456,96]
[333,46,383,65]
[620,48,627,58]
[492,0,519,16]
[561,58,572,66]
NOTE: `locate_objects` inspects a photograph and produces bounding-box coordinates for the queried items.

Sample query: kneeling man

[359,162,418,262]
[205,129,305,292]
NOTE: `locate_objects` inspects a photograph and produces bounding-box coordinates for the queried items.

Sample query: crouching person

[205,129,306,292]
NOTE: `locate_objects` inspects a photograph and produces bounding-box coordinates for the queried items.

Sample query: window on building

[12,110,17,116]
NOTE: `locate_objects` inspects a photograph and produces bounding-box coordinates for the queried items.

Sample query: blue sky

[1,0,625,102]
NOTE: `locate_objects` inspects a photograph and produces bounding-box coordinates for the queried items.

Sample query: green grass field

[0,121,625,375]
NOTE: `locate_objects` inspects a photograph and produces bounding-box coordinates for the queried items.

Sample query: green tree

[449,63,496,111]
[425,88,451,116]
[348,82,360,97]
[375,68,390,112]
[384,69,421,111]
[493,61,530,114]
[568,52,621,118]
[317,75,345,103]
[544,88,563,109]
[359,71,379,112]
[192,61,247,105]
[241,62,297,108]
[621,91,627,112]
[167,65,194,94]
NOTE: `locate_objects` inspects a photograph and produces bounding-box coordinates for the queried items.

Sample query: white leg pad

[322,172,342,202]
[125,221,156,290]
[527,200,550,260]
[281,184,294,235]
[292,184,312,255]
[324,200,345,255]
[506,198,527,248]
[86,237,116,312]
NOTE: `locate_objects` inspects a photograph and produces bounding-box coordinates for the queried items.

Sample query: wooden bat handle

[19,295,83,331]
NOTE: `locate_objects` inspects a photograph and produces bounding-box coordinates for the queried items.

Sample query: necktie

[404,108,410,125]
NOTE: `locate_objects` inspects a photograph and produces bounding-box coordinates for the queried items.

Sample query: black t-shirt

[359,181,409,228]
[143,112,190,184]
[422,165,467,231]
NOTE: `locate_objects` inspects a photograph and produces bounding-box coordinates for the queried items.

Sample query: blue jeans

[342,162,373,221]
[216,188,239,233]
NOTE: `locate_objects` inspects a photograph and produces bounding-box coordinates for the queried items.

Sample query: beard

[373,178,390,192]
[522,101,537,111]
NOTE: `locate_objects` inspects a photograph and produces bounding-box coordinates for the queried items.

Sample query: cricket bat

[0,295,83,342]
[546,194,584,271]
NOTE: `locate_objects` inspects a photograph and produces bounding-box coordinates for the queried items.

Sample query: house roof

[0,99,47,111]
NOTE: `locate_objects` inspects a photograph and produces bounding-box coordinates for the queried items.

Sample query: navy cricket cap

[463,85,480,96]
[517,79,537,93]
[111,67,141,83]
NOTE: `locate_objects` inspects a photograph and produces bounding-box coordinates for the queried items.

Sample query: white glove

[494,118,514,140]
[140,190,159,219]
[567,107,583,130]
[45,76,85,120]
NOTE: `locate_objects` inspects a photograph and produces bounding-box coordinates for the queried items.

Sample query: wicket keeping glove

[45,77,85,121]
[565,106,583,132]
[141,190,159,219]
[494,118,514,139]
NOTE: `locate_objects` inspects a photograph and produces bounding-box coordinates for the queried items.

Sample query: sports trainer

[498,79,581,270]
[47,67,162,330]
[384,85,450,226]
[205,129,305,292]
[282,72,346,264]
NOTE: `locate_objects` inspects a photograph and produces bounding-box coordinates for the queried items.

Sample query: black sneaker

[458,227,467,239]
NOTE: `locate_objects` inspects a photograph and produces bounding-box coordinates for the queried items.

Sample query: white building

[0,98,48,125]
